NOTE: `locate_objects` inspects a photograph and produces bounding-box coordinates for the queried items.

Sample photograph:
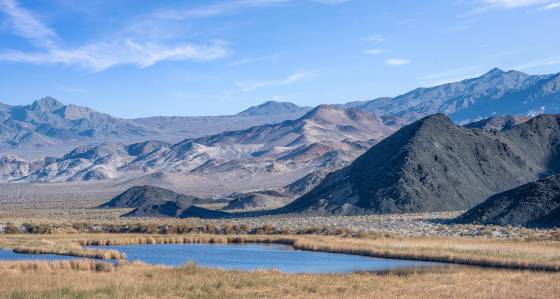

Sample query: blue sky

[0,0,559,117]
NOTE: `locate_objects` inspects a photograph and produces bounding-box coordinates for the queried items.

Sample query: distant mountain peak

[236,100,310,117]
[487,67,505,75]
[31,97,65,112]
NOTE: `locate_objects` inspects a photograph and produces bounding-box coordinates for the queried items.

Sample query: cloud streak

[385,58,410,66]
[0,40,229,72]
[468,0,558,13]
[418,66,483,86]
[0,0,228,71]
[229,54,278,66]
[364,48,385,55]
[235,71,315,91]
[0,0,58,48]
[481,0,553,8]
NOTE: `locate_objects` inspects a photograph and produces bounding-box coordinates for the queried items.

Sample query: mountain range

[0,99,311,157]
[0,105,398,187]
[339,68,560,123]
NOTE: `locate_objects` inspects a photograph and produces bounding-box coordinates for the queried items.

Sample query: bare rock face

[464,115,530,131]
[273,114,560,215]
[455,175,560,228]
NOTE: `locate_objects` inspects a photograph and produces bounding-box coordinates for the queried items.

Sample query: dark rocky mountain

[100,185,203,208]
[236,101,312,117]
[455,175,560,228]
[272,114,560,215]
[342,68,559,123]
[464,115,530,131]
[101,185,229,218]
[124,199,229,218]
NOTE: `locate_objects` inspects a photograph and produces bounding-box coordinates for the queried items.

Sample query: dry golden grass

[2,237,125,260]
[0,260,558,299]
[2,233,560,271]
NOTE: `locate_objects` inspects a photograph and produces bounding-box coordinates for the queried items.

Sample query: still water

[1,243,454,273]
[89,243,449,273]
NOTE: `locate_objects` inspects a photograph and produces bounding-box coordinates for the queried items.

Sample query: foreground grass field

[0,260,559,299]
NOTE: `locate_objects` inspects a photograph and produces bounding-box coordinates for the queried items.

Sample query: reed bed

[0,260,559,299]
[8,239,125,260]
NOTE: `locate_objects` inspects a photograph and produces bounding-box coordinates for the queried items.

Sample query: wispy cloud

[235,71,315,91]
[0,0,58,48]
[385,58,410,66]
[538,2,560,9]
[229,54,278,66]
[156,0,292,20]
[156,0,350,20]
[469,0,557,13]
[363,35,385,44]
[0,40,229,72]
[481,0,553,8]
[510,55,560,70]
[0,0,228,71]
[311,0,352,4]
[363,48,385,55]
[418,66,482,86]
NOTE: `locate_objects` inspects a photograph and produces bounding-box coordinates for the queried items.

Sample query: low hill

[455,175,560,228]
[100,185,228,218]
[99,185,202,208]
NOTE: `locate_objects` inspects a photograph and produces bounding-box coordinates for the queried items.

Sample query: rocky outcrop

[455,175,560,228]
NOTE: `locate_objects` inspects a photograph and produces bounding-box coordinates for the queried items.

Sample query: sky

[0,0,559,118]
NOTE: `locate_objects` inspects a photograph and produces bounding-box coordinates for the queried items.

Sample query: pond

[88,243,454,273]
[1,243,458,273]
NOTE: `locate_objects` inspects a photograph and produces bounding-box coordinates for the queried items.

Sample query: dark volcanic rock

[102,185,230,218]
[464,115,530,131]
[273,114,560,215]
[124,201,230,218]
[100,185,200,208]
[455,175,560,228]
